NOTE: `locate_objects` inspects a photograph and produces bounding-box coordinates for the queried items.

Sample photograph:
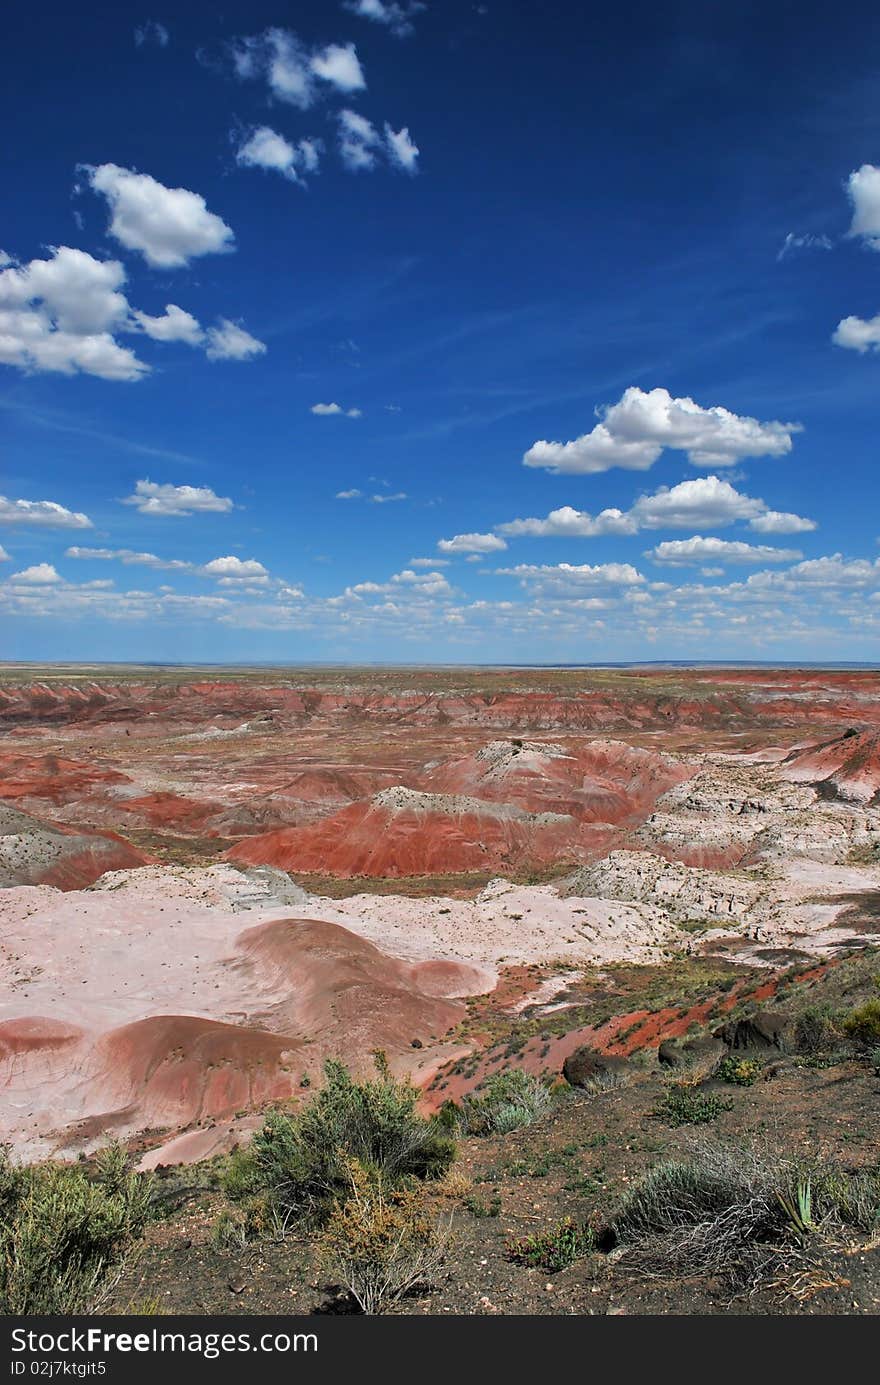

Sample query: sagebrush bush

[223,1058,455,1224]
[841,999,880,1046]
[319,1160,450,1314]
[654,1082,733,1126]
[453,1069,554,1136]
[607,1138,880,1287]
[793,1003,844,1053]
[0,1144,152,1315]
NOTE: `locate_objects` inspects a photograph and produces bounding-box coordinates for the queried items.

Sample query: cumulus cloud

[65,546,193,571]
[235,126,322,182]
[122,480,234,517]
[201,555,269,580]
[846,164,880,251]
[9,563,61,584]
[205,319,266,361]
[748,510,817,534]
[409,556,449,567]
[496,561,645,590]
[384,124,419,172]
[645,537,803,566]
[86,164,235,269]
[832,312,880,353]
[312,401,361,416]
[131,303,203,345]
[337,111,417,173]
[0,495,93,529]
[438,532,508,554]
[311,43,366,92]
[344,1,425,38]
[338,109,382,170]
[0,245,147,381]
[336,488,363,499]
[134,20,169,47]
[232,29,365,108]
[497,476,816,540]
[524,386,800,474]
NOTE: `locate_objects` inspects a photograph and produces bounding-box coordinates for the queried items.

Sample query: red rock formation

[779,729,880,804]
[226,787,614,877]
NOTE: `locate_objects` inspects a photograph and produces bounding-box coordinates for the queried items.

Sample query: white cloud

[122,480,234,517]
[205,319,266,361]
[65,546,193,570]
[370,491,406,503]
[846,164,880,251]
[311,401,360,416]
[232,29,365,108]
[777,232,832,261]
[0,245,147,381]
[131,303,203,345]
[0,545,10,561]
[201,555,269,580]
[496,476,816,541]
[524,386,800,474]
[409,556,450,567]
[337,110,419,173]
[338,109,382,171]
[9,563,61,585]
[645,537,803,566]
[86,164,235,269]
[748,510,817,534]
[498,505,636,539]
[310,43,365,93]
[496,561,645,589]
[337,488,363,499]
[438,532,508,554]
[0,495,92,529]
[235,126,322,183]
[384,124,419,172]
[832,312,880,353]
[134,20,169,47]
[344,1,424,38]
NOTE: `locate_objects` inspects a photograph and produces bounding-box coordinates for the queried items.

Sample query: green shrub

[223,1058,455,1224]
[841,999,880,1046]
[716,1056,762,1087]
[654,1082,733,1126]
[506,1217,594,1271]
[0,1145,152,1315]
[453,1070,553,1136]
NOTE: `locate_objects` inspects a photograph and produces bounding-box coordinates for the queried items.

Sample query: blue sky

[2,0,880,663]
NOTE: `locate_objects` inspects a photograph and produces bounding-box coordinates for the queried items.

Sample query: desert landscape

[1,663,879,1315]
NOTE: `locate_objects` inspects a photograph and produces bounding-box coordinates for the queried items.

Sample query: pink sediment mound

[92,1015,306,1130]
[234,917,473,1053]
[0,803,150,890]
[780,729,880,804]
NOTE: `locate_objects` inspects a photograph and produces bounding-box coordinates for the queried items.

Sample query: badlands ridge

[0,665,878,1166]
